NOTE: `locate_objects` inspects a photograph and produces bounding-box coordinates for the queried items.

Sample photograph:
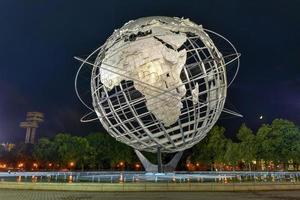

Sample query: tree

[109,139,134,168]
[271,119,300,170]
[86,133,112,169]
[72,136,95,171]
[53,133,94,170]
[190,135,214,169]
[256,119,300,170]
[33,138,56,167]
[237,124,256,170]
[207,125,228,169]
[191,125,228,170]
[86,132,134,170]
[53,133,73,167]
[224,140,241,169]
[4,143,34,169]
[256,123,274,167]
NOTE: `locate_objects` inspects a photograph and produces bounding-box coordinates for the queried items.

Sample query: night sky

[0,0,299,142]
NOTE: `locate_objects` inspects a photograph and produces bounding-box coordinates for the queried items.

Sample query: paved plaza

[0,189,300,200]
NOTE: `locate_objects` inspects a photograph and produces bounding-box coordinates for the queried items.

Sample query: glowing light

[32,176,37,182]
[119,162,124,166]
[119,174,124,182]
[69,162,75,167]
[33,163,38,168]
[68,175,73,183]
[224,177,228,184]
[0,163,7,169]
[17,176,21,182]
[259,115,263,120]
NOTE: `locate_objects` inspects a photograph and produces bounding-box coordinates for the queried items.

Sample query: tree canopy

[0,118,299,171]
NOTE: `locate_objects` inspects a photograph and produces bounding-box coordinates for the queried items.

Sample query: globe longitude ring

[75,16,241,154]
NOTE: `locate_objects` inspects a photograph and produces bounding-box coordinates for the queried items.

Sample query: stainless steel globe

[75,16,241,154]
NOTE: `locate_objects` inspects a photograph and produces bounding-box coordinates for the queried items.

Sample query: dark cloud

[0,81,29,141]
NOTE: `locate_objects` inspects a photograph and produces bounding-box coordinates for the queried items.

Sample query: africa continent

[98,25,188,126]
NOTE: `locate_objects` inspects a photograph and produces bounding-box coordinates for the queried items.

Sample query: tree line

[0,118,299,171]
[190,119,300,171]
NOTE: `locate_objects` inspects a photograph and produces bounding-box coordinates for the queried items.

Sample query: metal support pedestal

[135,149,183,172]
[157,147,162,173]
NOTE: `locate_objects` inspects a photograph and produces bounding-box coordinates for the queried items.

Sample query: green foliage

[191,125,228,169]
[52,133,94,170]
[237,124,256,169]
[255,119,300,169]
[1,118,299,171]
[190,136,212,165]
[86,133,133,169]
[33,138,56,164]
[31,132,135,170]
[224,140,241,167]
[207,126,228,164]
[191,119,300,171]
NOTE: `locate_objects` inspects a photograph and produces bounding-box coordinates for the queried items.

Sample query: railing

[1,171,300,185]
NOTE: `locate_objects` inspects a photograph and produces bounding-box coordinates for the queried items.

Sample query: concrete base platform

[1,182,300,192]
[2,189,300,200]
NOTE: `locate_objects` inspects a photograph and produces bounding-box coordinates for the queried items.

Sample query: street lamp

[69,162,75,170]
[135,163,141,171]
[0,163,6,169]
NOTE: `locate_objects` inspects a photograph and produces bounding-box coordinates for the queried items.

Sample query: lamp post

[69,162,75,171]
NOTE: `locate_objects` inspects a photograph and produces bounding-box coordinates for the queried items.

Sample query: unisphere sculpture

[75,16,241,172]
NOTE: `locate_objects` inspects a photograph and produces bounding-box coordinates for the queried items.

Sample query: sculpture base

[134,149,183,172]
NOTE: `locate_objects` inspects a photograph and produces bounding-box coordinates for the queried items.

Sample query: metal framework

[75,16,241,154]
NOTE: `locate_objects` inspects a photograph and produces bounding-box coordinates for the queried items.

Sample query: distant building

[1,143,15,152]
[20,112,44,144]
